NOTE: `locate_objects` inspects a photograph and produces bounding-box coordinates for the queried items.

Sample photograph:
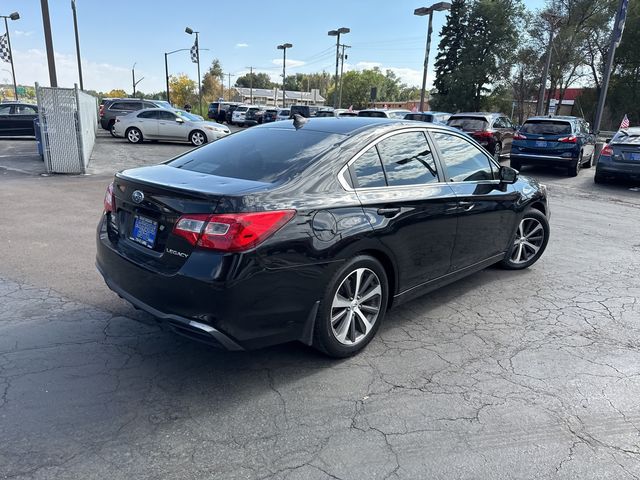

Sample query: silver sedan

[113,108,230,146]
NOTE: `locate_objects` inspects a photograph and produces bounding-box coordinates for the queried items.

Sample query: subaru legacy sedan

[510,116,595,176]
[595,127,640,183]
[96,117,549,357]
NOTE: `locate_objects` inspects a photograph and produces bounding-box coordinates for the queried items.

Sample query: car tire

[594,170,606,184]
[125,127,143,144]
[499,209,549,270]
[510,159,522,171]
[493,143,502,162]
[189,130,207,146]
[313,255,389,358]
[567,158,581,177]
[109,121,117,138]
[583,151,593,168]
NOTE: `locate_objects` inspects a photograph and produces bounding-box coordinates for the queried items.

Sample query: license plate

[535,141,548,147]
[629,152,640,161]
[130,215,158,248]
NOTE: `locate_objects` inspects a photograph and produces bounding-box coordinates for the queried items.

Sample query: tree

[202,59,224,102]
[169,74,197,108]
[235,72,274,89]
[105,89,127,98]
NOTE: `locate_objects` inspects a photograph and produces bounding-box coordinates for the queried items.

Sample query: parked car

[96,117,549,357]
[404,111,451,124]
[335,108,358,117]
[208,101,239,122]
[276,108,290,121]
[100,99,172,136]
[358,109,410,119]
[262,108,279,123]
[231,105,257,126]
[447,112,515,161]
[595,127,640,183]
[112,108,229,146]
[510,116,595,177]
[289,105,312,118]
[244,106,266,126]
[0,102,38,136]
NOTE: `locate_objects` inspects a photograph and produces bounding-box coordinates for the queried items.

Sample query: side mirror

[499,165,518,184]
[176,117,184,123]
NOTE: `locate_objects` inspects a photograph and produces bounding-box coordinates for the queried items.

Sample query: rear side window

[111,102,141,111]
[168,128,343,183]
[14,105,37,115]
[520,121,572,135]
[158,111,177,120]
[376,131,439,186]
[137,110,158,119]
[447,117,488,131]
[433,132,495,182]
[351,148,386,188]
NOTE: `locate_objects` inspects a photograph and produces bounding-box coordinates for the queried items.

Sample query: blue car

[595,127,640,184]
[510,116,596,177]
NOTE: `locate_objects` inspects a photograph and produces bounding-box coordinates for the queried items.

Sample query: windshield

[154,101,172,109]
[236,106,248,112]
[447,117,488,131]
[520,120,572,135]
[611,130,640,145]
[279,110,290,116]
[175,110,202,122]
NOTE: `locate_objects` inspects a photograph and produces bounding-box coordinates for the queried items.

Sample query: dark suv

[447,112,515,160]
[100,99,171,136]
[510,116,595,177]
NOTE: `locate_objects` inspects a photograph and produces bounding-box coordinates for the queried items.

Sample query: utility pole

[594,0,629,134]
[536,12,561,116]
[132,62,143,97]
[277,43,292,108]
[227,72,235,101]
[246,66,253,104]
[338,44,350,109]
[70,0,83,90]
[328,27,350,108]
[40,0,57,87]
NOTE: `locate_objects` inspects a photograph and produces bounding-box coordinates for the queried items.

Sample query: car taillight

[558,135,577,143]
[513,132,527,140]
[600,144,613,156]
[103,182,115,213]
[473,130,494,139]
[173,210,296,252]
[99,105,104,117]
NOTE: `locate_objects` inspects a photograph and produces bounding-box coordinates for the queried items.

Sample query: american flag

[0,34,11,63]
[620,114,630,130]
[190,39,199,64]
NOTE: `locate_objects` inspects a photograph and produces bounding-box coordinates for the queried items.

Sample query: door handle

[377,207,401,218]
[458,201,475,211]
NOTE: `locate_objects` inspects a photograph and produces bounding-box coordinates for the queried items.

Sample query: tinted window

[0,105,11,114]
[14,105,37,115]
[405,113,432,122]
[447,117,488,131]
[358,111,386,118]
[110,102,141,111]
[157,111,177,121]
[137,110,158,119]
[520,120,572,135]
[376,131,439,186]
[351,148,386,188]
[168,128,342,183]
[433,132,494,182]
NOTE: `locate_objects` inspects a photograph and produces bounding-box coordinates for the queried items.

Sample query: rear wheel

[499,209,549,270]
[189,130,207,146]
[567,157,581,177]
[594,170,606,184]
[313,256,388,358]
[126,127,143,144]
[109,121,117,138]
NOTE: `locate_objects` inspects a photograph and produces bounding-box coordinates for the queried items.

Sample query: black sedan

[0,102,38,136]
[96,117,550,357]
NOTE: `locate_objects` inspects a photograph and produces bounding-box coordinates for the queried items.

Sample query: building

[232,87,325,107]
[371,99,425,111]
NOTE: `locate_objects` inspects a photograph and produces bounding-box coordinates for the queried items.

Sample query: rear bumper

[511,152,578,163]
[596,164,640,179]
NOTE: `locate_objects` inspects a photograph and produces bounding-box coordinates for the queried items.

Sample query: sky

[0,0,545,94]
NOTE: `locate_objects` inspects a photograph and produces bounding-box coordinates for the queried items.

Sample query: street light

[414,2,451,113]
[1,11,20,99]
[328,27,350,108]
[277,43,292,108]
[164,49,190,105]
[132,62,144,97]
[185,26,202,114]
[70,0,83,90]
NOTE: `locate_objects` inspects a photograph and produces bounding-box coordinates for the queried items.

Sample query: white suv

[231,105,256,126]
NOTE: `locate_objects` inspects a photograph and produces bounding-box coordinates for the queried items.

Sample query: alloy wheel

[127,129,140,143]
[330,268,382,346]
[510,217,545,264]
[191,132,205,146]
[494,144,502,162]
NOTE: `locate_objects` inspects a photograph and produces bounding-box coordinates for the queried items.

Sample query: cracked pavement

[1,155,640,478]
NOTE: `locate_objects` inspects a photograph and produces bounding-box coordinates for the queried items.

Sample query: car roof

[616,127,640,135]
[450,112,504,119]
[525,115,579,122]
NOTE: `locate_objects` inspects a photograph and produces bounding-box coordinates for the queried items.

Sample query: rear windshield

[447,117,488,131]
[167,128,343,183]
[235,106,248,112]
[358,111,386,118]
[520,120,572,135]
[405,113,433,122]
[279,110,290,115]
[611,130,640,144]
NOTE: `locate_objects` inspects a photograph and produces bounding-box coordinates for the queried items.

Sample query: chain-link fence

[35,84,98,174]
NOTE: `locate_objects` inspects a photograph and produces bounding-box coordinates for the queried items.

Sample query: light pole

[415,2,451,113]
[132,62,144,97]
[328,27,349,108]
[70,0,83,90]
[536,12,562,116]
[164,49,190,105]
[1,11,19,99]
[185,27,202,114]
[277,43,292,108]
[40,0,57,87]
[338,44,351,109]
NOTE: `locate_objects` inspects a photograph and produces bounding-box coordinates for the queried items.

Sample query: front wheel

[126,127,143,144]
[499,209,549,270]
[189,130,207,146]
[313,256,389,358]
[109,121,117,138]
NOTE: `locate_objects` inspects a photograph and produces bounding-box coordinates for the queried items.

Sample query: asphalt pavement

[1,132,640,479]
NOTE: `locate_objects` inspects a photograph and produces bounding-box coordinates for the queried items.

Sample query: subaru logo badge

[131,190,144,204]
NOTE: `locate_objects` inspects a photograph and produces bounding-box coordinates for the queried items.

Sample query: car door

[493,116,513,154]
[134,110,159,138]
[12,104,38,135]
[345,129,459,291]
[578,120,595,160]
[430,130,520,271]
[0,104,14,136]
[157,110,186,140]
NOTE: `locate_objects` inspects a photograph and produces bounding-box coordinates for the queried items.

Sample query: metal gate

[35,83,98,174]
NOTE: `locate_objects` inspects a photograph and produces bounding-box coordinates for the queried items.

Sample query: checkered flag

[0,34,11,63]
[190,38,198,64]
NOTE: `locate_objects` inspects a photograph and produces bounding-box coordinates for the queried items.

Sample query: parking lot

[1,130,640,479]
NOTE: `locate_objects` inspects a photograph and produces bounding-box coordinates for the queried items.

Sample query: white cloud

[272,58,305,68]
[348,61,428,88]
[355,61,382,70]
[11,49,165,92]
[14,30,34,37]
[235,43,249,48]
